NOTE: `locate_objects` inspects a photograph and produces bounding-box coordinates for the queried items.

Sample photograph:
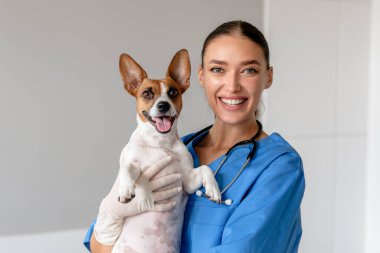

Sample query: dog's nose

[157,101,170,113]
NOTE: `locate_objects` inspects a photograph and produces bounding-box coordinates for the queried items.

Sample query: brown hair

[201,20,270,69]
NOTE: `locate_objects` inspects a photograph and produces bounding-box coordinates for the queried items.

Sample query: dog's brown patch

[136,79,161,122]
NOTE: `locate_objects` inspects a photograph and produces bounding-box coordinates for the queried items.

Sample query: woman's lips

[218,97,247,111]
[220,97,246,105]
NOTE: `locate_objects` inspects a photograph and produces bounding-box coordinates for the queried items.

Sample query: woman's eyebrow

[241,59,261,66]
[208,59,261,66]
[208,59,227,65]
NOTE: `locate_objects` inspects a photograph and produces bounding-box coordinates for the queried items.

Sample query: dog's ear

[166,49,191,94]
[119,54,147,96]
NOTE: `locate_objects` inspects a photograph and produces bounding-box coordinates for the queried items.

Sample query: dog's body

[112,49,221,253]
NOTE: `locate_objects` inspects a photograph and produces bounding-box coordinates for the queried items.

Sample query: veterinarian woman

[84,20,305,253]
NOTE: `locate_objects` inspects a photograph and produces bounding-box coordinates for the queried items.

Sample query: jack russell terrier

[113,49,221,253]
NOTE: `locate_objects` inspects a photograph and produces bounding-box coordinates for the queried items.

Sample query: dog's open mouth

[142,111,176,134]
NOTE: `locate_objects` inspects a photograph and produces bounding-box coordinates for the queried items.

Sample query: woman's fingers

[153,186,182,202]
[141,156,173,180]
[150,173,182,191]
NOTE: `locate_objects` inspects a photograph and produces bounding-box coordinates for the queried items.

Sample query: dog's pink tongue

[153,117,172,132]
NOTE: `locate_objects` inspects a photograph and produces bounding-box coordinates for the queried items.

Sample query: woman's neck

[194,117,267,165]
[200,117,263,150]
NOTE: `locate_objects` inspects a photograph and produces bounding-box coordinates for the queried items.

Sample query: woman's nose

[224,71,241,92]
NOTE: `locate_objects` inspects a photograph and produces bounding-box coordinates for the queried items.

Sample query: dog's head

[119,49,190,134]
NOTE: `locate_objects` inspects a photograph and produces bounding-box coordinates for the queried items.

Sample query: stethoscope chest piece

[196,190,233,205]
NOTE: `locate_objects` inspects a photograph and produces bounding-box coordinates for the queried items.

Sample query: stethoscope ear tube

[247,141,257,160]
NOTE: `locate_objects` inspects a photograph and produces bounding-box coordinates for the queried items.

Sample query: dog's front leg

[182,165,221,202]
[118,156,141,203]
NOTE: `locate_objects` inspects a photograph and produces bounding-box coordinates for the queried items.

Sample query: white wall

[264,0,370,252]
[366,0,380,252]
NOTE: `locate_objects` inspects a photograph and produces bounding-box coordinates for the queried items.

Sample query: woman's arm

[90,233,113,253]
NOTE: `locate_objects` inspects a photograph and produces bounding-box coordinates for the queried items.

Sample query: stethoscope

[184,120,263,206]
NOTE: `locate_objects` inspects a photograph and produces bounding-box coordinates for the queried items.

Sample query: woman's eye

[210,67,223,73]
[168,88,178,98]
[243,68,258,75]
[142,90,154,100]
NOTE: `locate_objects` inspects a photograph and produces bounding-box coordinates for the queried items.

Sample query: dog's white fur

[112,51,220,253]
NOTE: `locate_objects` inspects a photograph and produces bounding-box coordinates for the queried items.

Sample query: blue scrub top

[83,132,305,253]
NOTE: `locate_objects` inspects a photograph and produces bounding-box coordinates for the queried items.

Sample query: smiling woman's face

[198,34,273,126]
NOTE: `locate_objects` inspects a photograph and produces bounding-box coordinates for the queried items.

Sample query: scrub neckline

[188,129,282,168]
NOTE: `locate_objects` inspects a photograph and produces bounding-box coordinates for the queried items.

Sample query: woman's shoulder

[256,132,303,170]
[258,132,298,153]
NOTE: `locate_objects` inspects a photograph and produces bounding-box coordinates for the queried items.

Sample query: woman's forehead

[203,35,266,64]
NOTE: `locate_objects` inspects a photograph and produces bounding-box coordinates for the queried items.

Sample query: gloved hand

[94,156,182,245]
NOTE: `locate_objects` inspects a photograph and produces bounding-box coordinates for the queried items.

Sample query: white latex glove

[94,156,182,245]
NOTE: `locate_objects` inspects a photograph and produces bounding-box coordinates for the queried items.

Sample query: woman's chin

[215,114,256,126]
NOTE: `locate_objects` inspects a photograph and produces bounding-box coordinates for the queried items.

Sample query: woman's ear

[198,65,204,87]
[265,66,273,89]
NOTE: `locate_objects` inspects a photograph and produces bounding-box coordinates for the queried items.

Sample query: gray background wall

[0,0,263,236]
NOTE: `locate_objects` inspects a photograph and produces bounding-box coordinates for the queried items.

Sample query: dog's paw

[201,166,221,203]
[204,180,221,203]
[118,182,135,203]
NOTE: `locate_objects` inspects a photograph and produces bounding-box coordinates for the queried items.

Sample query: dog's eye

[168,88,178,98]
[142,89,154,100]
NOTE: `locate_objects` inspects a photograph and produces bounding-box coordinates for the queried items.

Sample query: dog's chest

[141,147,177,169]
[128,140,193,177]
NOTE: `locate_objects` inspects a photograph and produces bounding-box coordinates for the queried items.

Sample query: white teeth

[220,98,245,105]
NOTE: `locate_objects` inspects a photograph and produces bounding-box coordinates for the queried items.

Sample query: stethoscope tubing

[185,121,263,205]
